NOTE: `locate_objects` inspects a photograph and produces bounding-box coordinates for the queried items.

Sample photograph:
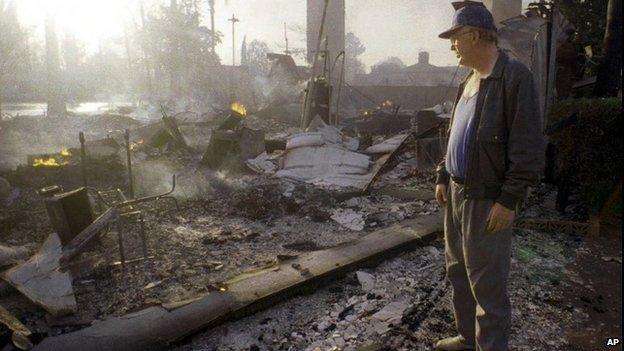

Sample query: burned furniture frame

[82,175,177,267]
[68,130,179,268]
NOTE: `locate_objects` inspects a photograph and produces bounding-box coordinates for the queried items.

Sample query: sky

[15,0,533,71]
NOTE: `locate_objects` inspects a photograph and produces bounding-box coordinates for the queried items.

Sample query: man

[433,3,545,351]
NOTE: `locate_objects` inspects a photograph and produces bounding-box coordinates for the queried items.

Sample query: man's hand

[435,184,447,206]
[487,203,515,233]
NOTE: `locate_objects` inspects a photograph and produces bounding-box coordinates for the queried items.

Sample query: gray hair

[472,27,498,45]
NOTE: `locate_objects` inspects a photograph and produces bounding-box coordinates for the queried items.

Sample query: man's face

[450,28,476,67]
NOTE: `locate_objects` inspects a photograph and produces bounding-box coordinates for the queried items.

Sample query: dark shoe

[434,336,475,350]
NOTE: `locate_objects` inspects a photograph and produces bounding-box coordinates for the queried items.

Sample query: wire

[344,82,379,105]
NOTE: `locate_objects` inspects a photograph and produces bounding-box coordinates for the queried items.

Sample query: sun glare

[18,0,133,50]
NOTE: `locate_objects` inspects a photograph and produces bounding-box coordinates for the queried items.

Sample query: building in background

[352,51,468,87]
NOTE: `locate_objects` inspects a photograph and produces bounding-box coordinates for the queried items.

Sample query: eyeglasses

[450,31,474,50]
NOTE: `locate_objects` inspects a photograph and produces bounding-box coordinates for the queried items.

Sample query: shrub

[548,98,622,211]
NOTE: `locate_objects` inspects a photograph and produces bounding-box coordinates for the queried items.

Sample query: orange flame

[380,100,393,108]
[60,147,72,157]
[230,102,247,116]
[33,157,67,167]
[130,139,144,151]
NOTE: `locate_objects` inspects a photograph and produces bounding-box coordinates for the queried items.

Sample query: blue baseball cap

[438,3,497,39]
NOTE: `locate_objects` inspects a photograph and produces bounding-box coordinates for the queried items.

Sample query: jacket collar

[488,50,508,79]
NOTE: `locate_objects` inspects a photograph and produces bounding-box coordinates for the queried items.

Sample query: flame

[60,147,72,157]
[230,101,247,116]
[130,139,144,151]
[380,100,393,108]
[33,157,67,167]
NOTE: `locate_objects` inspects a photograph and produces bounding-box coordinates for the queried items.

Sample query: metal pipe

[116,174,176,208]
[79,132,87,187]
[85,174,176,210]
[124,129,134,199]
[116,220,125,269]
[139,213,148,258]
[332,51,346,125]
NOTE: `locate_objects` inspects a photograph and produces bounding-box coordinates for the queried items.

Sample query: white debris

[285,132,325,150]
[275,147,372,190]
[331,209,365,231]
[1,233,77,317]
[356,271,376,292]
[364,134,409,154]
[245,152,277,174]
[371,301,409,334]
[343,197,370,208]
[143,281,162,290]
[274,119,407,191]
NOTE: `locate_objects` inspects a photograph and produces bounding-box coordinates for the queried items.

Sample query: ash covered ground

[0,113,620,351]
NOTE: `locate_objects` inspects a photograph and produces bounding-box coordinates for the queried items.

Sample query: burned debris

[0,0,621,350]
[0,75,456,350]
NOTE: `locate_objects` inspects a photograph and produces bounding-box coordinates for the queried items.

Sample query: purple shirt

[446,93,478,178]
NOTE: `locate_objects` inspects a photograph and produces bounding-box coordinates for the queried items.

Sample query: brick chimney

[418,51,430,65]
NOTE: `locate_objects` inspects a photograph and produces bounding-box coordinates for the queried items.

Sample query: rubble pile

[176,203,596,351]
[0,98,618,351]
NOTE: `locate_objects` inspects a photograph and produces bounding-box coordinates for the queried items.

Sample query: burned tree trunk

[45,15,67,117]
[593,0,622,97]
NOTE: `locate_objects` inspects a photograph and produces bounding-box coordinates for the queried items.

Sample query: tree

[559,0,608,48]
[0,0,28,117]
[371,56,406,74]
[45,15,66,116]
[62,31,86,101]
[240,35,248,66]
[139,0,221,99]
[593,0,621,97]
[558,0,609,77]
[246,39,270,76]
[344,32,365,83]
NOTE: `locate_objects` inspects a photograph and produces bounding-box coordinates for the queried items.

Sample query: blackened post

[124,129,134,199]
[116,220,126,269]
[139,213,148,258]
[79,132,87,187]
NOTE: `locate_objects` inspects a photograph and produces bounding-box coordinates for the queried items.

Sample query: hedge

[548,97,622,212]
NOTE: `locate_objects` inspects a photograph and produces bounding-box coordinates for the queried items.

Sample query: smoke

[0,115,138,170]
[132,159,248,201]
[252,70,306,109]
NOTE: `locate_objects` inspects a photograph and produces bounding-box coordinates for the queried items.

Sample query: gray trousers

[444,180,512,351]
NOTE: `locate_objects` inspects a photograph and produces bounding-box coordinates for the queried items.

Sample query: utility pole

[228,14,240,66]
[208,0,216,55]
[284,22,291,55]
